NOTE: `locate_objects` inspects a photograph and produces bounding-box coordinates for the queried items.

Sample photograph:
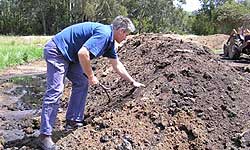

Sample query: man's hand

[109,58,145,88]
[133,81,145,88]
[89,75,99,85]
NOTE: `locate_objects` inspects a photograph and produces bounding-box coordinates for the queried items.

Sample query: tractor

[223,28,250,59]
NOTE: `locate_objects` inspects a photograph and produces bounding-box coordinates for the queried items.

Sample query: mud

[0,75,45,147]
[1,33,250,150]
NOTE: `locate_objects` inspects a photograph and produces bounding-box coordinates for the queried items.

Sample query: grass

[212,49,223,55]
[0,36,51,70]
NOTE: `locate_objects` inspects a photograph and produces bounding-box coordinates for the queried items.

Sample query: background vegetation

[0,0,250,69]
[1,0,250,36]
[0,36,50,69]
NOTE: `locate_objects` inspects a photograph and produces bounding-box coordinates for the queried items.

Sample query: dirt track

[1,33,250,150]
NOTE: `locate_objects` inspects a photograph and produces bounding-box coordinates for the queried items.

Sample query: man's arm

[109,58,145,87]
[78,46,99,85]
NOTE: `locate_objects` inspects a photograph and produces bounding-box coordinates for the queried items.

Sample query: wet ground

[1,34,250,150]
[0,75,45,145]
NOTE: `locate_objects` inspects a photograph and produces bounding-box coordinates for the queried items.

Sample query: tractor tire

[228,45,241,60]
[223,44,229,57]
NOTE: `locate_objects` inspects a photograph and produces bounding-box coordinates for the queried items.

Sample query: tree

[122,0,189,33]
[191,0,231,35]
[0,0,195,35]
[215,1,249,33]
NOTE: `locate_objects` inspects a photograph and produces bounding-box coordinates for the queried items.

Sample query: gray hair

[112,16,135,32]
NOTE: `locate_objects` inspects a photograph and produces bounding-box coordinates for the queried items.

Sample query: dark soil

[1,33,250,150]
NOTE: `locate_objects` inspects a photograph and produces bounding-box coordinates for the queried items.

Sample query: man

[39,16,145,150]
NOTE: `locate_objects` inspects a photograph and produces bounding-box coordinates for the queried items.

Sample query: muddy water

[0,74,46,143]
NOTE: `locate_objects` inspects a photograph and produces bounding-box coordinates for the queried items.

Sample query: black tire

[223,44,229,57]
[228,45,241,60]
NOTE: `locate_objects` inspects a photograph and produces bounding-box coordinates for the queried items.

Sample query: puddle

[0,74,46,143]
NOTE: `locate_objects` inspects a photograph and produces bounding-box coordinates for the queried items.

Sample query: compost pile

[4,33,250,150]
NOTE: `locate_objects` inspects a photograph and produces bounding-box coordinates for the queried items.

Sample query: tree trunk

[37,0,47,35]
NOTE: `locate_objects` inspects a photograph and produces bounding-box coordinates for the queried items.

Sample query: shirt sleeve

[83,33,108,57]
[103,47,118,59]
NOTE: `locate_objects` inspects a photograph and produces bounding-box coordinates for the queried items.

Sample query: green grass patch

[0,36,51,70]
[211,49,223,55]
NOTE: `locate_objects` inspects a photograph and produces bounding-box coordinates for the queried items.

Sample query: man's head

[112,16,135,43]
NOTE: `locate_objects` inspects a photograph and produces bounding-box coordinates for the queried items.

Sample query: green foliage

[215,1,249,33]
[0,36,50,70]
[190,0,250,35]
[1,0,250,35]
[122,0,191,34]
[96,0,128,24]
[0,0,192,35]
[0,44,42,69]
[83,1,97,21]
[192,11,217,35]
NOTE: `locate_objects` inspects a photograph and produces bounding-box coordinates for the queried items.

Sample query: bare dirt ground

[1,33,250,150]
